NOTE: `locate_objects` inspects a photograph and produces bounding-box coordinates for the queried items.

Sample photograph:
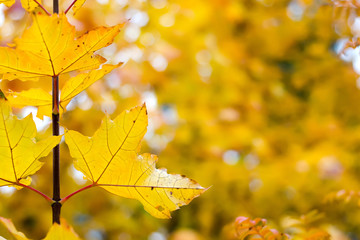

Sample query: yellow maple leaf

[65,104,207,218]
[43,222,81,240]
[7,89,52,108]
[6,88,52,120]
[7,63,121,118]
[0,217,81,240]
[0,13,122,81]
[0,98,61,187]
[61,64,122,103]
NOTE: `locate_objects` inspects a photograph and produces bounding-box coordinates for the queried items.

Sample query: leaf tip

[203,185,212,192]
[141,102,148,115]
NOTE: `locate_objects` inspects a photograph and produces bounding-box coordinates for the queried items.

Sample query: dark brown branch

[52,75,61,224]
[52,0,60,224]
[53,0,59,14]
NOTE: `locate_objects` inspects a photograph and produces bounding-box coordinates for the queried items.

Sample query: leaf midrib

[95,106,144,183]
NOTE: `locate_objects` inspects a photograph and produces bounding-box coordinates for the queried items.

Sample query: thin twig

[53,0,59,14]
[60,183,96,204]
[34,0,51,16]
[17,182,53,203]
[51,0,60,224]
[64,0,78,14]
[0,177,53,203]
[52,75,61,224]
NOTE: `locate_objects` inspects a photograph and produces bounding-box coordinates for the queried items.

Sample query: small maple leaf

[43,221,81,240]
[7,63,122,118]
[0,13,123,81]
[0,98,61,187]
[65,104,207,218]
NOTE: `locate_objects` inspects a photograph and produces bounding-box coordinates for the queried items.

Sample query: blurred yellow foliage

[0,0,359,239]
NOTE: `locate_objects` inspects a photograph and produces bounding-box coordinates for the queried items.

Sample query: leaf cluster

[0,1,207,239]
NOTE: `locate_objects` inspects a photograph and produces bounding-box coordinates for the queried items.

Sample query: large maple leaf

[65,104,207,218]
[0,97,61,187]
[0,13,122,81]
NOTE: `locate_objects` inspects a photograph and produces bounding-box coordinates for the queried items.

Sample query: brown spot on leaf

[189,179,198,184]
[156,205,164,212]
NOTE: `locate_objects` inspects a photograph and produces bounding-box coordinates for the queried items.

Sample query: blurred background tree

[1,0,360,239]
